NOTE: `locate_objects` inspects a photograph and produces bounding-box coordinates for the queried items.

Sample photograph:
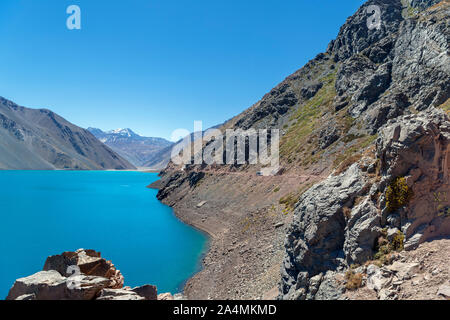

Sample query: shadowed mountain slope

[0,97,135,170]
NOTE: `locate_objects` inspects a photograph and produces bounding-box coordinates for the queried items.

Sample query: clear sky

[0,0,365,140]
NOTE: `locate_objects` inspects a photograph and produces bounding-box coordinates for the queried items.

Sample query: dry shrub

[345,271,363,291]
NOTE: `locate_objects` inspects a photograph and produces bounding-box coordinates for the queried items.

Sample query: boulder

[6,270,111,300]
[437,284,450,298]
[97,289,145,301]
[43,249,124,289]
[158,292,174,300]
[131,285,158,300]
[7,249,159,300]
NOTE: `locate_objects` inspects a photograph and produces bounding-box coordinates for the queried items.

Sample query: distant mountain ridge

[0,97,135,170]
[87,127,173,168]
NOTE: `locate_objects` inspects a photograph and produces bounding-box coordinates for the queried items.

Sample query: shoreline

[148,183,215,297]
[148,171,297,300]
[166,205,217,298]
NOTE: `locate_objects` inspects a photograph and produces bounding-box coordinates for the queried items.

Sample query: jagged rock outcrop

[6,249,159,300]
[280,108,449,300]
[377,110,450,249]
[328,0,404,62]
[334,0,450,133]
[43,249,124,289]
[280,164,373,300]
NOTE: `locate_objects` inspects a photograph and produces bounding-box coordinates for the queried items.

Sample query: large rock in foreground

[43,249,124,289]
[6,249,159,301]
[6,271,111,300]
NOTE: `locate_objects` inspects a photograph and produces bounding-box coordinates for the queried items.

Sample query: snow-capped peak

[108,128,137,137]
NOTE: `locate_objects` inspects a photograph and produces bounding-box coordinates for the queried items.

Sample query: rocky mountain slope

[87,127,173,168]
[153,0,449,300]
[0,97,135,170]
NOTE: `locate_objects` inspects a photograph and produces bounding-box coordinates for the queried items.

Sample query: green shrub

[386,177,413,212]
[373,230,405,264]
[389,230,405,252]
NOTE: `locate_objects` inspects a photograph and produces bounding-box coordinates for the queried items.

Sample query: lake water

[0,171,207,299]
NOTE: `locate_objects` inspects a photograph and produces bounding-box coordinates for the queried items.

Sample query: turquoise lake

[0,171,207,299]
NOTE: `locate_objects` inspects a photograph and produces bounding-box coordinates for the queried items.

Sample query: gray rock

[6,270,111,300]
[15,294,36,300]
[377,109,450,246]
[437,284,450,298]
[280,164,369,299]
[366,265,387,291]
[301,83,323,100]
[314,272,345,300]
[386,262,419,280]
[387,228,400,241]
[328,0,403,62]
[344,198,381,265]
[408,0,441,11]
[350,62,392,118]
[97,289,145,301]
[319,124,340,149]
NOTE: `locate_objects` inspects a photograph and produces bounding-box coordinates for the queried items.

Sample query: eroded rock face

[328,0,403,62]
[333,0,449,133]
[280,109,450,300]
[280,164,371,300]
[377,110,450,249]
[7,249,159,300]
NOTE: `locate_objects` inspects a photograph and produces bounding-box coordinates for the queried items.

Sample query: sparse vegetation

[438,98,450,115]
[345,270,363,291]
[372,229,405,265]
[280,70,337,163]
[333,134,377,175]
[390,230,405,252]
[279,193,298,213]
[273,186,280,193]
[386,177,413,212]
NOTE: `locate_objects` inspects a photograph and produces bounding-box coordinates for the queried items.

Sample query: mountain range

[0,97,135,170]
[87,127,173,168]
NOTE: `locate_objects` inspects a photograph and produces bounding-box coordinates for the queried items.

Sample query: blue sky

[0,0,365,140]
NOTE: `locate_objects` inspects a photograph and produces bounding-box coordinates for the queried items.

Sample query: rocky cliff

[0,97,135,170]
[279,0,450,300]
[153,0,449,300]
